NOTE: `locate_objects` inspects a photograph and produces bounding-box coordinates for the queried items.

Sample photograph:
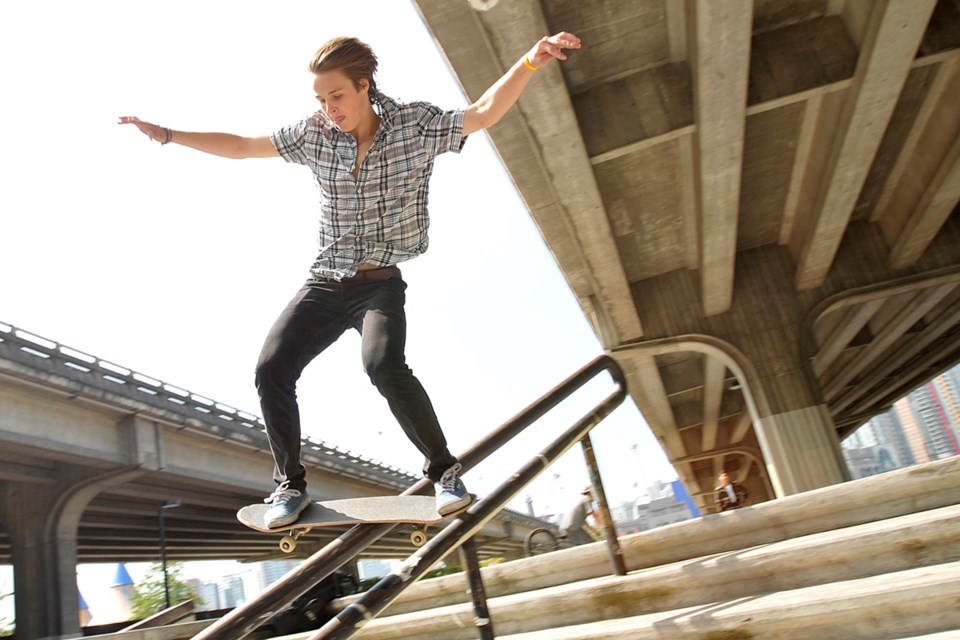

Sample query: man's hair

[309,37,379,100]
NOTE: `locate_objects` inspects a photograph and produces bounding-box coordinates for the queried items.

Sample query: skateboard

[238,494,464,553]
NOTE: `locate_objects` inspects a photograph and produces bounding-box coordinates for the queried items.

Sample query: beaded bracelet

[161,127,173,145]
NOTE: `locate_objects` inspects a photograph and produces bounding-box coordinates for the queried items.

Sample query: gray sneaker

[434,463,473,516]
[264,482,310,528]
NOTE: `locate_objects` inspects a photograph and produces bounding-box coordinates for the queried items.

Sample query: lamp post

[158,498,182,610]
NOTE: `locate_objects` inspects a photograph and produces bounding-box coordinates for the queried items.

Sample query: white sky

[1,0,677,624]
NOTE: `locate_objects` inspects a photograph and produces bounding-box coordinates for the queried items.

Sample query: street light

[158,498,182,610]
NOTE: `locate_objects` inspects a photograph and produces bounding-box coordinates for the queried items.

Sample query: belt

[313,265,401,283]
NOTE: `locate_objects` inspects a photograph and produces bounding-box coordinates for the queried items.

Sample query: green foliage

[130,562,197,620]
[353,556,510,594]
[0,587,13,637]
[421,556,505,580]
[422,563,462,580]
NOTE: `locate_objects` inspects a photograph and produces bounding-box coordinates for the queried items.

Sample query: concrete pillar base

[756,404,850,496]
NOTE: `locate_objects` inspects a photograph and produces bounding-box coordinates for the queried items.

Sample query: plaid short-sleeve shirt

[270,92,467,280]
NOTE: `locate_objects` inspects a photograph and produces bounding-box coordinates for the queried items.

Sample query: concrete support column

[733,309,851,496]
[755,405,849,496]
[3,480,70,640]
[2,463,144,640]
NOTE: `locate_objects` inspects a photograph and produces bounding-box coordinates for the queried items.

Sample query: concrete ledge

[489,562,960,640]
[84,619,212,640]
[356,457,960,616]
[351,505,960,639]
[124,600,196,630]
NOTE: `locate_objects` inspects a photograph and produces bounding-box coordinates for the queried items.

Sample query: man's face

[313,69,370,134]
[719,472,730,485]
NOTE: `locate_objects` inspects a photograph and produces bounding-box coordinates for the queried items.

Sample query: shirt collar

[319,90,398,143]
[373,90,398,133]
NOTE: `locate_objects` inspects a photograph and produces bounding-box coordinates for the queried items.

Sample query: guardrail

[0,321,417,489]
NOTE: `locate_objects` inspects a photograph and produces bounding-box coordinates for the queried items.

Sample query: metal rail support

[460,537,495,640]
[580,434,626,576]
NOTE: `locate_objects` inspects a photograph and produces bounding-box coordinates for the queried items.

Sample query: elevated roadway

[0,322,544,638]
[414,0,960,507]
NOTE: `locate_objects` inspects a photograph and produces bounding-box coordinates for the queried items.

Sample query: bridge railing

[192,354,628,640]
[0,321,416,489]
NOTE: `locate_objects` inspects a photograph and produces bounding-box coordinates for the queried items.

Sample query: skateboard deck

[238,495,449,534]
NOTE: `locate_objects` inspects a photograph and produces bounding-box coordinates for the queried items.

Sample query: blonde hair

[309,37,379,100]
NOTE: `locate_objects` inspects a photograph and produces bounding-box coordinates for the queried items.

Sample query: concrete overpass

[414,0,960,506]
[0,322,544,638]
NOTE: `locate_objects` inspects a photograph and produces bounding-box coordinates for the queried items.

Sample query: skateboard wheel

[279,535,298,554]
[409,530,427,547]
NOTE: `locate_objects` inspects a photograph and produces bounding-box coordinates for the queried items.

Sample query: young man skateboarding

[120,31,581,528]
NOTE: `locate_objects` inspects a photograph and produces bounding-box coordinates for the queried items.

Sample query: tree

[130,562,197,620]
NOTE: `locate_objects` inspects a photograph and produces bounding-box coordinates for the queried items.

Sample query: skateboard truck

[279,526,313,553]
[409,527,428,547]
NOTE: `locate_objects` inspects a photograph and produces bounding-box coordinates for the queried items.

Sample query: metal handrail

[193,355,627,640]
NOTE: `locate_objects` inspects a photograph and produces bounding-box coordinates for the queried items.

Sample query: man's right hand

[118,116,170,144]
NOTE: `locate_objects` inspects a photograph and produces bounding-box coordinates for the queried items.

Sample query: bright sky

[1,0,677,624]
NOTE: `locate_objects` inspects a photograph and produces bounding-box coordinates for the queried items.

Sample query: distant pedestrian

[558,486,600,545]
[714,471,749,511]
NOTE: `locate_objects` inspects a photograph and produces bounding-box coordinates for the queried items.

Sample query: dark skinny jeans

[254,271,458,493]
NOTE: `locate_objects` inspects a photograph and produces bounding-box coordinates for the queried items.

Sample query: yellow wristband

[523,56,539,71]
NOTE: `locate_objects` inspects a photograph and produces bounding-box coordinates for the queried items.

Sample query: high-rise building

[843,364,960,475]
[892,395,931,464]
[259,560,299,590]
[869,411,914,467]
[186,579,220,611]
[936,371,960,430]
[219,575,245,609]
[909,382,960,460]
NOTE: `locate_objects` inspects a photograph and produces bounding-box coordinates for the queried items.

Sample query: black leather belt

[313,265,400,283]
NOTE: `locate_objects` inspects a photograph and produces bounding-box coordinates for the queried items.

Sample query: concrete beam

[729,412,753,445]
[889,129,960,269]
[811,298,885,377]
[781,93,824,246]
[793,0,938,290]
[412,0,643,345]
[866,56,960,270]
[700,356,726,452]
[687,0,753,315]
[620,353,684,458]
[871,58,960,226]
[844,299,960,415]
[824,282,958,401]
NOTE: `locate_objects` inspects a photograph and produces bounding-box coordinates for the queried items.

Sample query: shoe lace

[437,463,462,492]
[264,482,302,505]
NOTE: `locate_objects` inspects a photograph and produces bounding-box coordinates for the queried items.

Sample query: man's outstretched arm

[117,116,278,159]
[462,31,581,137]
